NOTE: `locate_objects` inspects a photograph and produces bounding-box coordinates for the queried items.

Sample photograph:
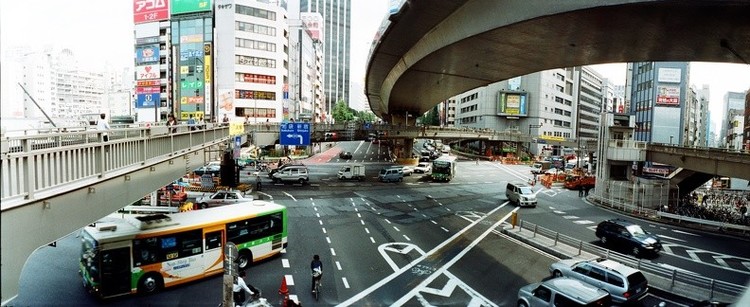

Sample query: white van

[378,167,403,183]
[506,182,537,207]
[271,165,309,184]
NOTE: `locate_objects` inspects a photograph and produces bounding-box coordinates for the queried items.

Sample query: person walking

[578,185,584,197]
[255,173,262,192]
[187,114,196,131]
[96,113,111,142]
[166,115,177,133]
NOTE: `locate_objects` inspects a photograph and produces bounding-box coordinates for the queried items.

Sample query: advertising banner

[137,80,161,87]
[656,85,680,106]
[172,0,212,15]
[136,92,160,108]
[301,13,324,42]
[136,44,160,64]
[497,91,528,117]
[136,86,160,94]
[657,68,681,83]
[134,0,170,24]
[136,65,160,80]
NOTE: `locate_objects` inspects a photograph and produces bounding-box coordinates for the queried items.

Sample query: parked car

[415,162,432,173]
[517,277,611,307]
[195,190,253,209]
[193,161,221,177]
[549,258,649,304]
[401,166,414,176]
[339,151,353,159]
[595,219,662,257]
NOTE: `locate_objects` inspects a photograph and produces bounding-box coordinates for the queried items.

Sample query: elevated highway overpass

[367,0,750,120]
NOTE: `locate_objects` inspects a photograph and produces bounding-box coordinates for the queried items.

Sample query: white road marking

[314,207,318,211]
[282,259,290,268]
[322,227,327,234]
[672,229,701,236]
[403,235,411,241]
[342,277,350,288]
[562,215,578,219]
[553,210,566,214]
[360,220,365,225]
[285,274,295,286]
[393,226,400,232]
[357,213,361,218]
[365,227,370,234]
[441,227,449,232]
[370,237,376,244]
[657,234,687,242]
[431,220,437,224]
[283,192,296,201]
[319,220,323,225]
[385,219,392,224]
[326,237,331,244]
[316,213,320,218]
[330,248,337,256]
[336,261,342,270]
[573,220,594,224]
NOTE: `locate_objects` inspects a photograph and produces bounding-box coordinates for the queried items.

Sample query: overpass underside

[646,145,750,181]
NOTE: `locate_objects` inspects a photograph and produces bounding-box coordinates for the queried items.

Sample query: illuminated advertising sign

[136,64,160,80]
[497,91,528,117]
[134,0,170,24]
[136,92,161,108]
[171,0,211,15]
[657,68,681,83]
[656,85,680,106]
[180,49,204,61]
[135,44,160,64]
[136,36,160,44]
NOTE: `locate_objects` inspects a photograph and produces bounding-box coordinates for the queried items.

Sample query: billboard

[172,0,212,15]
[657,68,681,83]
[135,44,160,64]
[301,13,324,42]
[656,85,680,106]
[136,92,161,108]
[497,91,528,117]
[134,0,170,24]
[136,64,160,80]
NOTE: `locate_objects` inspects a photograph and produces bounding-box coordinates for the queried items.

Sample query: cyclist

[310,254,323,293]
[233,270,256,306]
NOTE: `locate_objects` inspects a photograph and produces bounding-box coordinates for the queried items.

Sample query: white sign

[136,64,160,80]
[657,68,681,83]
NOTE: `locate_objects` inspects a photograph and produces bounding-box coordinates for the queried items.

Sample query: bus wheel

[138,273,163,294]
[237,250,253,270]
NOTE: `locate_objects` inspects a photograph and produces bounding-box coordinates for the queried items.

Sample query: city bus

[79,201,287,298]
[431,155,457,182]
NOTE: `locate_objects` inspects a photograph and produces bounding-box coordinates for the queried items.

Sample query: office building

[297,0,351,111]
[723,91,746,149]
[214,0,289,123]
[287,3,325,122]
[744,90,750,152]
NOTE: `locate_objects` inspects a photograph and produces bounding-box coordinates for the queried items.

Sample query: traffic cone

[278,276,289,307]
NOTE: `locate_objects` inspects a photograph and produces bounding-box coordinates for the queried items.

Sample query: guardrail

[514,219,747,302]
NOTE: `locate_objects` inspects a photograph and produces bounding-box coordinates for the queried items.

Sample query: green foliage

[357,110,377,122]
[332,100,355,122]
[419,106,440,126]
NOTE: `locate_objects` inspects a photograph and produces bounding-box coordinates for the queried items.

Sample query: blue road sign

[279,122,311,146]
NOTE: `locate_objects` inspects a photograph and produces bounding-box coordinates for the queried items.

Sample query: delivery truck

[338,164,366,181]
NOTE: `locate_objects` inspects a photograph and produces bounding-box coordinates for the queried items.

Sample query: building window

[235,4,276,20]
[236,73,276,84]
[235,55,276,68]
[236,21,276,36]
[236,38,276,52]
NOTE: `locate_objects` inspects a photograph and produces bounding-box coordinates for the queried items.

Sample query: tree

[332,100,355,123]
[356,110,377,123]
[419,106,440,126]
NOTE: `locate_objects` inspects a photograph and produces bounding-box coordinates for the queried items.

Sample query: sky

[2,0,748,127]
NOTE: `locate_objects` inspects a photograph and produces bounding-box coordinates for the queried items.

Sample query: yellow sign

[180,111,205,121]
[229,122,244,136]
[204,55,211,82]
[180,66,189,74]
[539,135,565,142]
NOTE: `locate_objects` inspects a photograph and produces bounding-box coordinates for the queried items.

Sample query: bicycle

[312,270,322,301]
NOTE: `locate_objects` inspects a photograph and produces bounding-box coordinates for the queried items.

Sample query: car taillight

[623,290,631,298]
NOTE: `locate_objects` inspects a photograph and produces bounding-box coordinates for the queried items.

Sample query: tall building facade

[628,62,696,145]
[287,3,325,122]
[572,66,604,143]
[452,69,577,156]
[298,0,351,111]
[723,91,746,149]
[743,90,750,152]
[214,0,289,123]
[2,46,107,121]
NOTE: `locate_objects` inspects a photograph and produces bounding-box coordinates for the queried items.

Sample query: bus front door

[100,247,132,297]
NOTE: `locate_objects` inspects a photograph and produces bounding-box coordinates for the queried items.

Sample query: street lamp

[669,135,674,145]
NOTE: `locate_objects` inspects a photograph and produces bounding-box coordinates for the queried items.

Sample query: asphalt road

[8,141,749,306]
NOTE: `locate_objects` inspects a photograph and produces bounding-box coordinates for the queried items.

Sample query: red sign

[136,86,160,94]
[134,0,170,24]
[137,80,161,87]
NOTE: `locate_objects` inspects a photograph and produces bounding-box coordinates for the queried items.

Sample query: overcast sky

[2,0,748,127]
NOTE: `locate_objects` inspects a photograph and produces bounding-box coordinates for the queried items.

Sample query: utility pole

[18,83,56,127]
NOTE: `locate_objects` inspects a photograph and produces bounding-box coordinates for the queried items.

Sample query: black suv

[595,219,662,257]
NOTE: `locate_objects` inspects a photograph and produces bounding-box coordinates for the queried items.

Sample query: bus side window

[206,231,222,250]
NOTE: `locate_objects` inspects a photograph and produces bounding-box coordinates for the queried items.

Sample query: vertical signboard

[135,44,160,64]
[136,87,161,108]
[133,0,170,24]
[136,64,160,80]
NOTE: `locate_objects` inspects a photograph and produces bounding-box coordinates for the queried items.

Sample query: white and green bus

[431,155,457,182]
[79,201,287,298]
